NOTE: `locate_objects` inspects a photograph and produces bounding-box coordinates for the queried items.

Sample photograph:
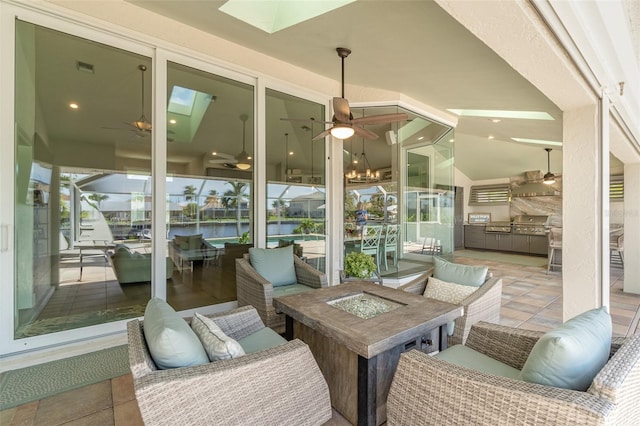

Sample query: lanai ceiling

[126,0,569,181]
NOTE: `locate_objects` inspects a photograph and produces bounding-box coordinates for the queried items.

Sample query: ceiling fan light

[330,124,354,139]
[134,115,152,132]
[235,151,251,170]
[543,172,556,185]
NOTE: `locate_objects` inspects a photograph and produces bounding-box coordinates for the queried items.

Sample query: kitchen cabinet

[485,233,512,251]
[512,234,547,255]
[464,225,486,249]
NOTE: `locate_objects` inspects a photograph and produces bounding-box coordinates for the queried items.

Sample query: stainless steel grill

[511,215,549,236]
[485,222,512,233]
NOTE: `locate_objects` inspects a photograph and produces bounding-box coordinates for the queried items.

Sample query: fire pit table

[273,280,463,426]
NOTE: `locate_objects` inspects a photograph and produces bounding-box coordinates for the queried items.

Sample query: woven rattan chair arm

[589,334,640,406]
[387,350,613,426]
[449,277,503,346]
[133,340,332,426]
[127,319,157,378]
[293,256,328,288]
[203,306,265,341]
[397,269,433,295]
[465,321,544,370]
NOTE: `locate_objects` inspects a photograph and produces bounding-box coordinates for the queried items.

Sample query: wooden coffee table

[273,281,463,426]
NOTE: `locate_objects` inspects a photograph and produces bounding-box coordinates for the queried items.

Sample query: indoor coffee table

[273,280,463,426]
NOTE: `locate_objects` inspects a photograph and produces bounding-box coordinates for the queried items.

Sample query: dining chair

[383,224,399,269]
[359,224,383,272]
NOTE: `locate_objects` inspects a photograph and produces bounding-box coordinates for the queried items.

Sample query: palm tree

[272,198,286,234]
[222,182,249,237]
[183,185,198,219]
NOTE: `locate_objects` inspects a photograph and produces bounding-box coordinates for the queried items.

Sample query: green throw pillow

[143,298,209,369]
[249,245,297,287]
[519,306,612,391]
[433,257,488,287]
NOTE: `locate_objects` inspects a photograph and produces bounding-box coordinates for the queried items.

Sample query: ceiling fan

[207,114,252,170]
[102,64,174,140]
[527,148,561,183]
[282,47,408,140]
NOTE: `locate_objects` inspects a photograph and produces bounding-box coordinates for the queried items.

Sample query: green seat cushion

[519,307,611,391]
[433,257,488,287]
[143,298,209,369]
[436,344,521,380]
[237,328,287,354]
[249,246,296,287]
[273,284,314,298]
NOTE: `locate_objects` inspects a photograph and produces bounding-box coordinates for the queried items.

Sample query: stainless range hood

[511,171,560,197]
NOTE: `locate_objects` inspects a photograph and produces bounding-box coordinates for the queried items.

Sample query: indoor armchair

[236,246,328,334]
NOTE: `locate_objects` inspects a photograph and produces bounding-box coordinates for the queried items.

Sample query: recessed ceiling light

[69,103,79,109]
[289,151,294,156]
[448,139,454,143]
[169,119,177,124]
[417,136,424,141]
[491,118,501,123]
[447,109,554,121]
[488,135,495,140]
[511,137,563,147]
[219,0,356,34]
[212,151,217,156]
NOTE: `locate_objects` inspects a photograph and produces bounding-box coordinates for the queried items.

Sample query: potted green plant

[342,251,380,283]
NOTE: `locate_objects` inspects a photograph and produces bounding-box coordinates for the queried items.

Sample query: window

[610,175,623,200]
[469,184,510,205]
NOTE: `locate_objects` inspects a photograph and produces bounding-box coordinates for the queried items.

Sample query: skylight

[219,0,356,34]
[169,86,198,115]
[447,109,555,121]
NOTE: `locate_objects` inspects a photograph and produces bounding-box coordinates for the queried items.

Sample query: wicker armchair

[397,266,502,347]
[236,254,328,334]
[387,322,640,425]
[127,306,332,426]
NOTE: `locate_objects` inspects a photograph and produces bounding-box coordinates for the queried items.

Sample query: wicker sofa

[236,252,328,334]
[127,305,332,426]
[397,266,502,348]
[387,321,640,425]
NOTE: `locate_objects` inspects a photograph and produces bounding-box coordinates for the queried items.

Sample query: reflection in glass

[14,20,153,338]
[344,106,453,279]
[166,61,254,311]
[266,89,326,271]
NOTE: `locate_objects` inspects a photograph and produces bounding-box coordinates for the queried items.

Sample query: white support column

[562,103,608,320]
[623,163,640,294]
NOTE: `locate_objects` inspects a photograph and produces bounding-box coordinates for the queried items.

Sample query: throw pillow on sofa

[433,257,488,287]
[519,306,612,391]
[249,245,297,287]
[191,312,245,361]
[143,298,209,369]
[423,277,477,335]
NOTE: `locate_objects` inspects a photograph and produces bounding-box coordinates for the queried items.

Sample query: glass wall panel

[166,62,254,309]
[344,106,452,279]
[14,20,153,337]
[265,89,326,271]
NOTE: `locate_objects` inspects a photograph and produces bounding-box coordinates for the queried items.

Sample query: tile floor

[2,253,639,425]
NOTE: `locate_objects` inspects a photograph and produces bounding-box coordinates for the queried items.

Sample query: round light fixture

[330,124,355,139]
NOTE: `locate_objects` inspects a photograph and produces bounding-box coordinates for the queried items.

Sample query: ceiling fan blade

[351,113,408,126]
[312,129,332,140]
[333,97,351,122]
[280,118,333,124]
[353,126,379,140]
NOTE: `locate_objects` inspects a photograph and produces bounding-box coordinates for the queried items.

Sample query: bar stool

[547,228,562,274]
[610,233,624,267]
